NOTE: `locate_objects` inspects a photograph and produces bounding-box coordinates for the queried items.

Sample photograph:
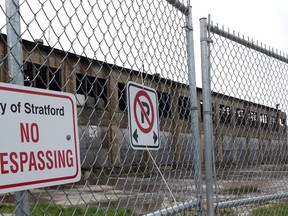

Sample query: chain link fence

[2,1,288,216]
[0,0,202,215]
[200,18,288,215]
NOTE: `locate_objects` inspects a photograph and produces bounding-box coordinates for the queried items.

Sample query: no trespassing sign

[0,83,80,193]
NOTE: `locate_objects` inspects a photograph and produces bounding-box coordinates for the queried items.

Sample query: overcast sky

[192,0,288,55]
[190,0,288,107]
[1,0,287,87]
[1,0,287,54]
[2,0,287,58]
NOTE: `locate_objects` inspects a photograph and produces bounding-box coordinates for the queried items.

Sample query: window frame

[235,108,245,126]
[248,111,258,128]
[118,82,127,111]
[219,105,231,124]
[76,73,107,108]
[178,96,190,120]
[260,113,269,129]
[157,91,172,118]
[23,62,61,91]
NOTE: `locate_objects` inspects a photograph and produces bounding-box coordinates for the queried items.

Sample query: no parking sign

[127,82,159,150]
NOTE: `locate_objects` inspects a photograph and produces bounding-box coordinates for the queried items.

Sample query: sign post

[0,83,80,194]
[5,0,29,214]
[127,82,160,150]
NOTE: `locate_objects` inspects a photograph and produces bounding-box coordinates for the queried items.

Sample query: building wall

[0,35,287,170]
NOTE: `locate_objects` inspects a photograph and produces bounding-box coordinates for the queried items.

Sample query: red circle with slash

[133,90,154,134]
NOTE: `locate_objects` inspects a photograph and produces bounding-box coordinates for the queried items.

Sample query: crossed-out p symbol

[127,81,159,150]
[134,90,154,134]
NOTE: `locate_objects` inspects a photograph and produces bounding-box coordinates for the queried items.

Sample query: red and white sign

[127,82,159,150]
[0,83,80,193]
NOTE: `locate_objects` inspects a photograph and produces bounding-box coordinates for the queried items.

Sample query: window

[76,73,107,108]
[271,116,278,131]
[219,105,231,124]
[158,91,171,118]
[23,62,61,91]
[280,118,286,126]
[248,111,258,127]
[235,108,245,126]
[260,113,268,129]
[178,96,190,119]
[118,82,126,111]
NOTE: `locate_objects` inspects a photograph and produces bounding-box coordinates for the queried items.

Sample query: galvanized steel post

[200,17,214,216]
[185,5,203,216]
[6,0,24,85]
[6,0,29,215]
[145,1,204,215]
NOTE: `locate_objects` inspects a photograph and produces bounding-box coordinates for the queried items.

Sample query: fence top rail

[166,0,189,15]
[209,23,288,64]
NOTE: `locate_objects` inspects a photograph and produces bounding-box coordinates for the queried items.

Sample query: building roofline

[0,33,282,112]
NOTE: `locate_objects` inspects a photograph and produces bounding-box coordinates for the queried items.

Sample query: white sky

[190,0,288,88]
[191,0,288,109]
[1,0,287,86]
[192,0,288,55]
[2,0,288,59]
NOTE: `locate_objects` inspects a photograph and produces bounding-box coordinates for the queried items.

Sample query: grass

[250,203,288,216]
[215,208,237,216]
[223,185,259,195]
[0,203,136,216]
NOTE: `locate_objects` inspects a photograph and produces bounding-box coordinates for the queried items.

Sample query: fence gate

[0,0,202,215]
[200,17,288,216]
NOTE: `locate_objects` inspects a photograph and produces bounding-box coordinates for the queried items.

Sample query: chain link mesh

[0,0,201,215]
[208,23,288,215]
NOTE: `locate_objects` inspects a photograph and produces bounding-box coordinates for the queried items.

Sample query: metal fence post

[158,1,204,215]
[200,18,214,216]
[185,5,203,216]
[6,0,24,85]
[6,0,29,215]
